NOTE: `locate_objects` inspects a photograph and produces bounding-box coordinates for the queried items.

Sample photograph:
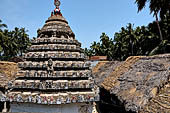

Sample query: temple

[5,0,99,112]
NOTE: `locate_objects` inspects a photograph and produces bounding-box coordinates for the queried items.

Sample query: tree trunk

[130,39,134,56]
[155,13,165,53]
[155,14,163,41]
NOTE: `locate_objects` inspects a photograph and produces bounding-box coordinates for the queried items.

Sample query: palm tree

[0,19,7,45]
[84,48,94,57]
[0,20,31,60]
[135,0,166,42]
[18,28,31,56]
[124,23,136,56]
[0,19,7,59]
[90,41,102,56]
[0,19,7,30]
[114,28,130,61]
[100,33,114,59]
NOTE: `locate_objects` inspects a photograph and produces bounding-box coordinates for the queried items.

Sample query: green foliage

[135,0,170,46]
[0,19,7,29]
[85,1,170,61]
[135,0,170,17]
[85,15,170,61]
[85,33,114,60]
[0,19,31,61]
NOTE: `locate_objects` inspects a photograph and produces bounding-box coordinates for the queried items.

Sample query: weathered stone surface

[92,61,123,86]
[95,54,170,112]
[39,15,74,37]
[0,62,18,88]
[140,83,170,113]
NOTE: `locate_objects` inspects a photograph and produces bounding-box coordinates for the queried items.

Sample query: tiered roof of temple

[5,0,99,105]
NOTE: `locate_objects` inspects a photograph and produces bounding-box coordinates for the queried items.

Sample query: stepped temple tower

[4,0,99,112]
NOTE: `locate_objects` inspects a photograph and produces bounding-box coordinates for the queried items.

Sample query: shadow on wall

[98,88,135,113]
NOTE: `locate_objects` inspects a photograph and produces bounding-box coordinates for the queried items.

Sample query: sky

[0,0,154,48]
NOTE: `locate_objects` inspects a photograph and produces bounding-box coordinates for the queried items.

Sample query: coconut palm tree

[0,20,31,60]
[0,19,7,45]
[0,19,7,58]
[90,41,102,56]
[100,33,114,59]
[135,0,167,42]
[18,28,31,56]
[0,19,7,30]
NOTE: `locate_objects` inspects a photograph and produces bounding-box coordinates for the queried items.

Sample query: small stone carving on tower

[47,58,54,77]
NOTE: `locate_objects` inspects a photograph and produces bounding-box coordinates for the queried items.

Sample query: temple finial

[54,0,61,8]
[51,0,62,16]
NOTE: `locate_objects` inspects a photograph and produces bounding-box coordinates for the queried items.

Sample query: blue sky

[0,0,154,48]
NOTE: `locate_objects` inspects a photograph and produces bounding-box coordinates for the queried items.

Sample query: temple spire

[51,0,62,16]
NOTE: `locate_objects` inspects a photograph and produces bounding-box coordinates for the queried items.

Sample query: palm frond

[135,0,147,12]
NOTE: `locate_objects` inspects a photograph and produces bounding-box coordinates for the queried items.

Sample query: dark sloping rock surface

[92,61,122,86]
[96,54,170,112]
